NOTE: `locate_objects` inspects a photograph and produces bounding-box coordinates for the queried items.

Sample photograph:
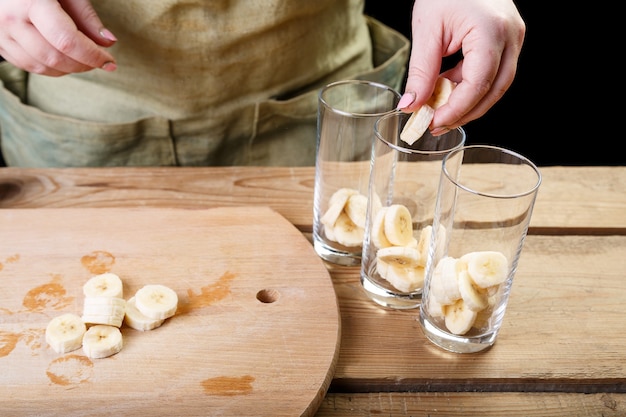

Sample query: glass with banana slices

[313,80,401,266]
[360,110,466,310]
[419,145,542,353]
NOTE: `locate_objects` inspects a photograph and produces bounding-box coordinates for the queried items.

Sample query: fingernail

[101,61,117,71]
[430,127,450,136]
[397,92,415,109]
[99,28,117,42]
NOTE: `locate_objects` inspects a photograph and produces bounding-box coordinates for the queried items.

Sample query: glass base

[313,238,362,267]
[360,273,421,310]
[418,311,497,353]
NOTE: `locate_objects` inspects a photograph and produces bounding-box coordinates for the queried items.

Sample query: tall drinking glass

[360,110,466,309]
[313,80,401,266]
[419,145,542,353]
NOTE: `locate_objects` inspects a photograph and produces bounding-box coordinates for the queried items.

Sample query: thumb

[59,0,117,46]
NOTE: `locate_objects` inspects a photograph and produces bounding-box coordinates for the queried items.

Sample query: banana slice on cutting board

[45,272,179,358]
[400,76,456,145]
[134,284,178,320]
[82,296,126,327]
[124,296,165,331]
[82,324,123,359]
[45,313,87,354]
[83,272,124,298]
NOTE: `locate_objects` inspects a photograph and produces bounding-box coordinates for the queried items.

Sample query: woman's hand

[398,0,526,135]
[0,0,117,76]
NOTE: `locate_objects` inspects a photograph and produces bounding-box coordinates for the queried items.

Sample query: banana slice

[426,292,447,319]
[332,211,364,247]
[457,269,489,312]
[344,193,368,229]
[134,284,178,320]
[461,251,509,289]
[82,324,123,359]
[416,226,434,267]
[83,272,123,298]
[429,256,462,305]
[400,76,456,145]
[82,296,126,328]
[323,223,337,242]
[371,207,392,249]
[427,76,457,109]
[329,187,359,207]
[383,204,414,246]
[444,299,477,335]
[416,225,447,267]
[320,199,346,229]
[124,296,165,331]
[320,188,359,228]
[376,246,421,268]
[400,105,435,145]
[45,313,86,354]
[376,258,424,293]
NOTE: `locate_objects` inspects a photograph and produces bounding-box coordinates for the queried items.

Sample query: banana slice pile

[400,76,456,145]
[320,188,371,247]
[371,203,446,293]
[427,251,509,335]
[45,273,178,359]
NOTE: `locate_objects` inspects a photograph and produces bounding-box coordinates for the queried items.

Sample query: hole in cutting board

[256,288,279,303]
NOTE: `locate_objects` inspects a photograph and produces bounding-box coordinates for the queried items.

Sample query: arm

[0,0,117,76]
[398,0,525,135]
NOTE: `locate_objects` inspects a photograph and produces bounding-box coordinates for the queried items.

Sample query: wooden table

[1,166,625,416]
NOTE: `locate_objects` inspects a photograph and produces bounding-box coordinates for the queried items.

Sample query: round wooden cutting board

[0,207,340,416]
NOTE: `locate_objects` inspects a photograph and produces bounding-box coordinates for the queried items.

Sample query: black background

[365,1,622,166]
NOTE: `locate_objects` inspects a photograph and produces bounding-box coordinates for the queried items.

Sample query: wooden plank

[315,392,626,417]
[325,235,626,387]
[0,166,625,233]
[0,207,339,416]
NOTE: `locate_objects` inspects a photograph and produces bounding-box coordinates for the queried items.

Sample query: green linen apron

[0,0,409,167]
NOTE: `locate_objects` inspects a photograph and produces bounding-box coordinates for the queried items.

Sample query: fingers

[432,39,521,131]
[0,0,116,76]
[3,16,95,75]
[397,18,445,112]
[401,0,526,133]
[29,0,116,71]
[58,0,117,46]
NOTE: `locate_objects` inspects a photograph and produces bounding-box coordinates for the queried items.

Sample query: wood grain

[0,165,624,416]
[316,392,626,416]
[1,166,625,233]
[327,235,626,386]
[0,207,339,417]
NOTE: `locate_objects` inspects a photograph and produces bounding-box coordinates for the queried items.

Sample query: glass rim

[374,110,467,156]
[442,144,543,199]
[318,79,401,118]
